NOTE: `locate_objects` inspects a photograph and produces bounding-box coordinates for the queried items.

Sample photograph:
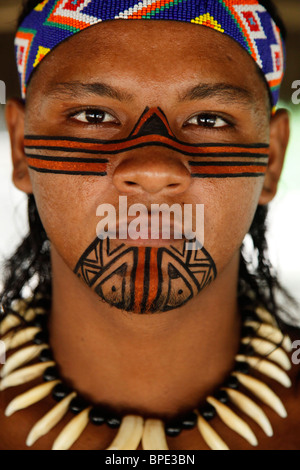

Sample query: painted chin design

[74,238,217,314]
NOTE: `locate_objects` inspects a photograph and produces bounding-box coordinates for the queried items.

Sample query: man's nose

[112,152,192,195]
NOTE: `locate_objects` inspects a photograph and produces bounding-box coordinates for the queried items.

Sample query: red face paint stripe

[134,247,147,312]
[190,165,267,175]
[27,157,107,174]
[145,247,159,312]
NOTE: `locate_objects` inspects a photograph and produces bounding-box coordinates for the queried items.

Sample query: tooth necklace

[0,296,293,450]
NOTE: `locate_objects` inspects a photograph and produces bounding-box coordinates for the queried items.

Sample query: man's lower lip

[116,237,180,247]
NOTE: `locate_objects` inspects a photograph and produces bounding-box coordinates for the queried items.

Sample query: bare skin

[2,21,299,450]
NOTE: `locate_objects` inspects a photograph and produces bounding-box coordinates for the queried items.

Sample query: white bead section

[142,419,169,450]
[106,415,144,450]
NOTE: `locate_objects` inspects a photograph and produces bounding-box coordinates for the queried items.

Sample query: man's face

[23,20,271,313]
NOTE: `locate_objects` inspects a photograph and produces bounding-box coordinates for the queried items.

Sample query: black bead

[52,383,73,402]
[32,298,51,310]
[224,376,240,389]
[33,331,49,345]
[238,343,255,356]
[241,309,258,322]
[69,397,89,415]
[39,348,53,363]
[106,416,121,429]
[199,403,216,421]
[165,422,182,437]
[214,390,229,404]
[43,366,59,382]
[32,314,48,330]
[241,326,255,338]
[89,408,105,426]
[181,412,197,430]
[234,360,250,374]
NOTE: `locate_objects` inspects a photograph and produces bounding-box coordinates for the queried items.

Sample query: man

[0,0,299,450]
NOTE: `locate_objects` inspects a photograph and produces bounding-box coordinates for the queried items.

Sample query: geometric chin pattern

[15,0,285,106]
[74,238,217,313]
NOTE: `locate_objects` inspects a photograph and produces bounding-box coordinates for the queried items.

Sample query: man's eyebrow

[178,83,252,104]
[47,81,134,102]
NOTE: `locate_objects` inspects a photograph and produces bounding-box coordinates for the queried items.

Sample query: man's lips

[97,215,186,246]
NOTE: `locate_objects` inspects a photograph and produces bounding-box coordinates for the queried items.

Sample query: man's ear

[258,109,290,205]
[5,99,33,194]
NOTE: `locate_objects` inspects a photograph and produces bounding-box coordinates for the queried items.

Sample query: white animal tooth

[224,388,273,437]
[0,361,55,391]
[5,380,60,417]
[236,355,292,388]
[0,314,21,335]
[282,335,293,353]
[11,299,28,314]
[1,344,47,378]
[24,308,38,322]
[245,321,282,344]
[207,396,258,447]
[4,327,41,352]
[197,414,229,450]
[2,331,15,351]
[241,337,291,371]
[106,415,144,450]
[233,372,287,418]
[52,407,92,450]
[142,419,169,450]
[26,392,77,447]
[255,307,277,326]
[245,321,292,353]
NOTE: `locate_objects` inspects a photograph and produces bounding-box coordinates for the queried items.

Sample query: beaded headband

[15,0,285,107]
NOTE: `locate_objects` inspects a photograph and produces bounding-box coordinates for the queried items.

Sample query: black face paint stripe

[25,144,269,159]
[28,167,108,176]
[25,154,109,164]
[188,162,268,167]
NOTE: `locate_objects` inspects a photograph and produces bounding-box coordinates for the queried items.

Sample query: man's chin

[75,237,217,314]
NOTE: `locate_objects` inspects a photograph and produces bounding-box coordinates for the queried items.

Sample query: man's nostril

[125,181,137,186]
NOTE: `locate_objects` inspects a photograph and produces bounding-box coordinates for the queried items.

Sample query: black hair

[1,0,297,329]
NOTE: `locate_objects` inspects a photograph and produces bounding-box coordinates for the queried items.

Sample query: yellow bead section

[33,46,51,68]
[34,0,50,12]
[191,13,224,33]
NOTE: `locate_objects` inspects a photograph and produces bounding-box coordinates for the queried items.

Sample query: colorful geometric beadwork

[15,0,285,105]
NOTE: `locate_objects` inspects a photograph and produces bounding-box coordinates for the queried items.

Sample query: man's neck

[49,247,241,418]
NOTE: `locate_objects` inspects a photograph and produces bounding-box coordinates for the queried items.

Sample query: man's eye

[71,109,117,125]
[186,114,229,128]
